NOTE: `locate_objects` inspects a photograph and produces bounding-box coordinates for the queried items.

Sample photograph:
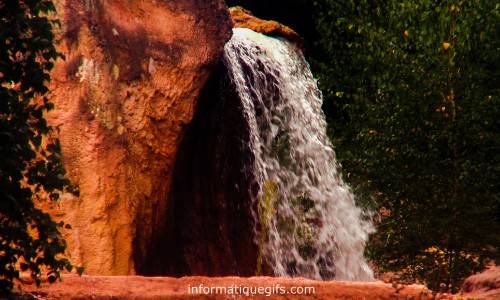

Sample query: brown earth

[229,6,304,46]
[42,0,232,275]
[19,274,434,300]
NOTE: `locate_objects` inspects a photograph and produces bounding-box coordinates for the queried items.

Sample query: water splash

[223,28,374,281]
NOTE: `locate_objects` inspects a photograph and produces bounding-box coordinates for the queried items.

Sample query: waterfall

[223,28,374,281]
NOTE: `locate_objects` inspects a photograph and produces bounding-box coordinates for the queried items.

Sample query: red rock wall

[44,0,232,275]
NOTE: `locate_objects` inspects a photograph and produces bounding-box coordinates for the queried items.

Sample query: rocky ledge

[19,275,433,300]
[458,266,500,299]
[17,268,500,299]
[229,6,304,47]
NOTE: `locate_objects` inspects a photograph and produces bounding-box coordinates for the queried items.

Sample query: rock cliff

[43,0,232,275]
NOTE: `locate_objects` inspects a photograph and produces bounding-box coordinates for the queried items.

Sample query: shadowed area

[137,64,259,276]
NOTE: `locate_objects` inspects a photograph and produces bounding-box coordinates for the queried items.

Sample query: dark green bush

[0,0,78,293]
[315,0,500,292]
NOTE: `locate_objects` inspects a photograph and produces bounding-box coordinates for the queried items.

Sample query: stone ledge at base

[17,275,436,300]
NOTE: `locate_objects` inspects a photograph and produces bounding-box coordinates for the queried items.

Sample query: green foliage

[315,0,500,292]
[0,0,77,293]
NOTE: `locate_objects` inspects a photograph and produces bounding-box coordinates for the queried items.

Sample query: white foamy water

[223,28,374,281]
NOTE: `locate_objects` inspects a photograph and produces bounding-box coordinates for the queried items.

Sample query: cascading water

[223,28,374,281]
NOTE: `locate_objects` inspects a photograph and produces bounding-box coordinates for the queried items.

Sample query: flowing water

[223,28,374,281]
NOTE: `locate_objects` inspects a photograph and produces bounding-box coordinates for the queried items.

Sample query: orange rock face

[44,0,231,275]
[229,6,304,46]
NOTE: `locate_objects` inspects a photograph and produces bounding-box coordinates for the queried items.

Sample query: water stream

[223,28,374,281]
